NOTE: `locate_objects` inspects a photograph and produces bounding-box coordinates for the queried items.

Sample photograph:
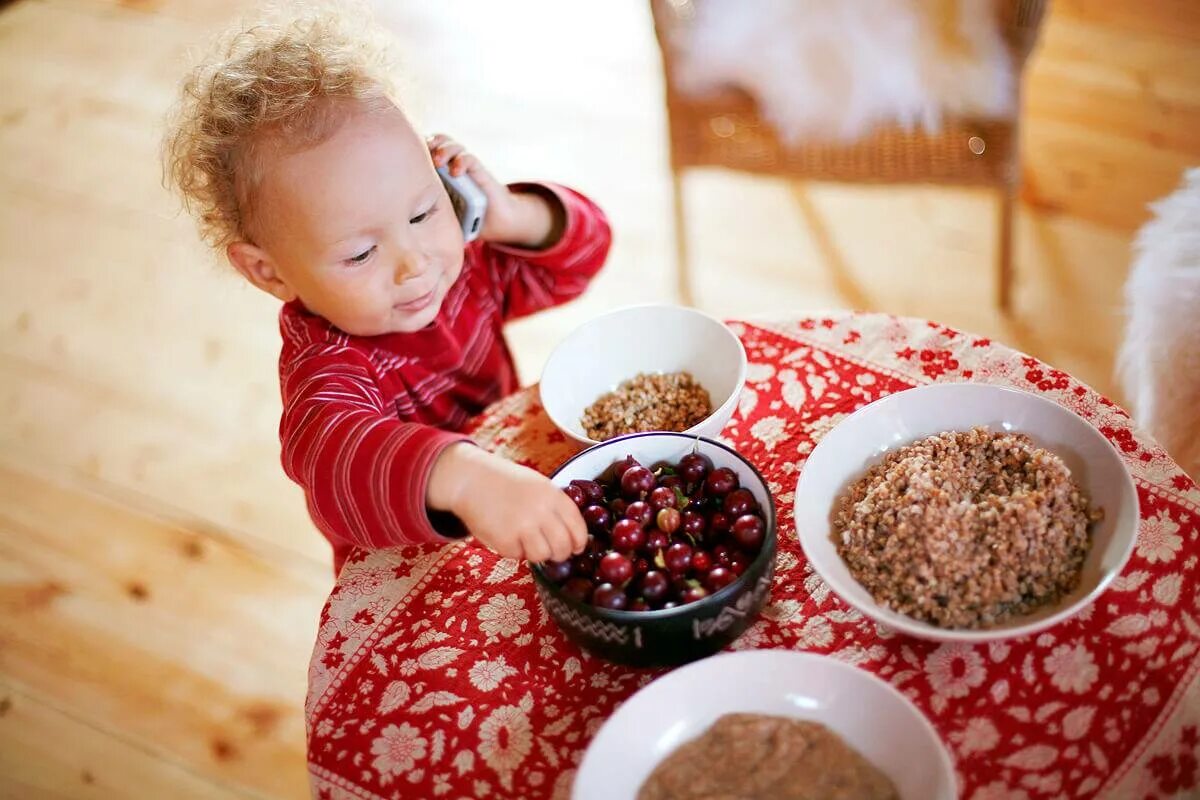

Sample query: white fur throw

[1118,168,1200,479]
[670,0,1015,143]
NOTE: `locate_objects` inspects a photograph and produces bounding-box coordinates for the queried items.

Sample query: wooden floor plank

[0,462,326,798]
[0,680,248,800]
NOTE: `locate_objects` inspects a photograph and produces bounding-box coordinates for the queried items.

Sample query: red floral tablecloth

[306,313,1200,800]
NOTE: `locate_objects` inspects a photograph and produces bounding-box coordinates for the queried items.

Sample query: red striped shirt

[277,183,611,572]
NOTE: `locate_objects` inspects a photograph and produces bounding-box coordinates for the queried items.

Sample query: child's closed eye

[409,205,437,225]
[345,245,377,266]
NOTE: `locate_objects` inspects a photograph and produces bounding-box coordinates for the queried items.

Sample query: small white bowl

[539,304,747,447]
[795,382,1140,643]
[573,649,956,800]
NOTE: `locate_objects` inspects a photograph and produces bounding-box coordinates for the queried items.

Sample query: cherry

[645,529,670,553]
[681,510,707,538]
[678,452,713,485]
[629,597,650,612]
[571,551,598,578]
[649,486,677,512]
[659,474,685,493]
[609,498,628,518]
[593,582,629,610]
[571,479,605,505]
[692,550,714,574]
[665,542,693,575]
[732,514,765,551]
[640,570,670,603]
[633,557,651,577]
[713,544,733,566]
[563,484,587,508]
[611,519,646,553]
[704,468,739,497]
[562,577,594,603]
[662,601,680,610]
[621,466,655,499]
[723,489,757,518]
[624,501,653,527]
[681,586,709,604]
[542,559,572,583]
[611,455,640,482]
[582,504,611,535]
[599,552,634,585]
[705,566,736,592]
[656,507,681,535]
[728,557,748,577]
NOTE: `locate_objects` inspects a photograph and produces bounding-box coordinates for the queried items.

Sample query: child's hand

[427,134,565,249]
[426,443,587,563]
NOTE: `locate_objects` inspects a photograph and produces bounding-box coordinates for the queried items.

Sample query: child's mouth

[395,289,436,313]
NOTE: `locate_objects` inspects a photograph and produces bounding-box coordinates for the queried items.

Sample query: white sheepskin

[1118,168,1200,479]
[670,0,1015,143]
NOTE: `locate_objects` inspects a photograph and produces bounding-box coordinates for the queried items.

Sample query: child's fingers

[523,528,554,565]
[556,496,588,555]
[447,152,477,177]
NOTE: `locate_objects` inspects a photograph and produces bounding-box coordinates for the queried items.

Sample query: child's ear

[226,241,297,303]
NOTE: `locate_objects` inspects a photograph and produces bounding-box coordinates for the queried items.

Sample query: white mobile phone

[437,166,488,242]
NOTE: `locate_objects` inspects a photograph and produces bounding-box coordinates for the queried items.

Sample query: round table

[305,313,1200,800]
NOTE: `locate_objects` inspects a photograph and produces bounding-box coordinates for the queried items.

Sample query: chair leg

[672,170,694,307]
[997,186,1016,313]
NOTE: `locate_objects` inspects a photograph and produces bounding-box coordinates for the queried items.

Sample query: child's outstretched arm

[281,348,586,562]
[429,135,612,320]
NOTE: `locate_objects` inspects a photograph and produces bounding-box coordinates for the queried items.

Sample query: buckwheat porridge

[833,427,1103,629]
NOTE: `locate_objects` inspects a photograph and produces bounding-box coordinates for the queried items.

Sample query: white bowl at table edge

[572,649,957,800]
[793,382,1140,643]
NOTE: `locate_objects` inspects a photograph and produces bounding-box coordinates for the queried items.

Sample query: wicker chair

[651,0,1048,310]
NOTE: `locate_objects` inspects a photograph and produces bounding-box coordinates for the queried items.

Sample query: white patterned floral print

[971,780,1030,800]
[477,594,529,639]
[1136,511,1183,564]
[469,656,519,692]
[1043,644,1099,694]
[477,704,533,789]
[925,644,987,699]
[371,723,427,782]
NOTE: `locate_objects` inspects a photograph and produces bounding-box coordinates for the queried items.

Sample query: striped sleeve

[483,182,612,322]
[279,346,470,550]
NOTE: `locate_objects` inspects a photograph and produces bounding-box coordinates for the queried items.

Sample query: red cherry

[582,505,611,535]
[611,519,646,553]
[691,551,714,573]
[640,570,670,603]
[562,577,594,603]
[564,484,587,508]
[649,486,677,511]
[621,466,656,499]
[678,453,713,485]
[723,489,757,518]
[709,511,733,536]
[625,501,654,527]
[680,586,709,604]
[645,529,671,553]
[611,455,641,482]
[665,542,693,575]
[598,552,634,585]
[593,582,628,610]
[704,468,739,497]
[571,479,605,504]
[732,514,765,551]
[705,566,736,592]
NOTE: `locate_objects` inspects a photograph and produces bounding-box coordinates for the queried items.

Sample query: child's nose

[393,258,421,284]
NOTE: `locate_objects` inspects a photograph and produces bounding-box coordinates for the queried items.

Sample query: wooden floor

[1,0,1197,796]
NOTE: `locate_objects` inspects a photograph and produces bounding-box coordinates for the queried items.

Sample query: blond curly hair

[162,3,398,248]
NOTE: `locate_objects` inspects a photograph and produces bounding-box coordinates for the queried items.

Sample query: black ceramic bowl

[530,432,777,667]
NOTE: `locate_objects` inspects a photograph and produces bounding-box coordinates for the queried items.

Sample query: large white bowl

[574,649,956,800]
[795,382,1140,643]
[539,304,747,447]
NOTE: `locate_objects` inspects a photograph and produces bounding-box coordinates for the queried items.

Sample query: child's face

[231,101,465,336]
